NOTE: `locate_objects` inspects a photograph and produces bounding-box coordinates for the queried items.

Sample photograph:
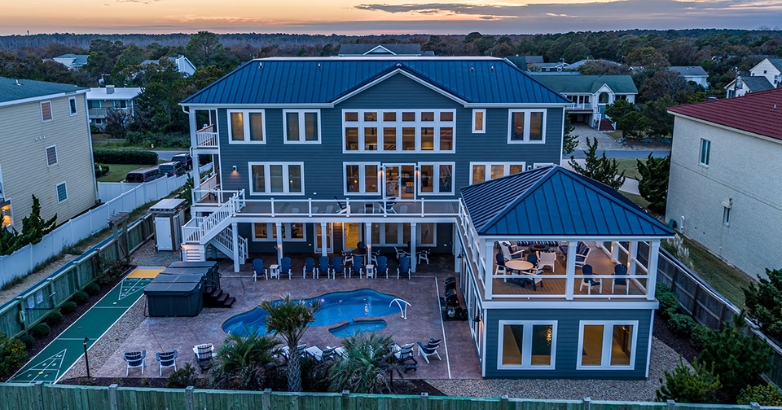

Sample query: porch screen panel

[531,324,553,366]
[490,165,504,180]
[252,165,265,192]
[230,112,244,141]
[581,325,604,366]
[385,223,399,244]
[502,324,524,366]
[249,112,264,141]
[610,325,633,366]
[269,165,284,192]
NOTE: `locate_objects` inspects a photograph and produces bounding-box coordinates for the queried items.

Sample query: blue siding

[484,308,653,379]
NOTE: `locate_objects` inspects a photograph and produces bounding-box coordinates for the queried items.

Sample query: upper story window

[472,109,485,133]
[699,138,711,166]
[284,110,320,143]
[343,109,455,153]
[45,146,58,166]
[249,162,304,195]
[344,163,380,195]
[419,163,454,195]
[470,163,524,185]
[508,110,545,143]
[229,110,265,143]
[56,182,68,203]
[577,321,637,370]
[41,101,53,122]
[498,320,557,369]
[68,97,78,116]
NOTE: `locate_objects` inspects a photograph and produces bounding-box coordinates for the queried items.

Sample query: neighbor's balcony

[195,125,218,149]
[565,102,595,112]
[88,107,131,118]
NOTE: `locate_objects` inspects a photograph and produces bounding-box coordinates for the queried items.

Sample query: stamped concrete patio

[94,253,481,380]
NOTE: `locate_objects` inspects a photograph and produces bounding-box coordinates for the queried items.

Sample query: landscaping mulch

[651,311,700,364]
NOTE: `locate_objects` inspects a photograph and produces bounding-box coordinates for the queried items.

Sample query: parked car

[171,153,192,170]
[158,161,185,177]
[125,167,162,183]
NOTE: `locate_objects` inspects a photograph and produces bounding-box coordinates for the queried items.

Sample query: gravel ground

[426,338,686,402]
[60,295,147,381]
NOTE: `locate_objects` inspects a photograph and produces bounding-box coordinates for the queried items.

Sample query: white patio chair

[538,251,557,273]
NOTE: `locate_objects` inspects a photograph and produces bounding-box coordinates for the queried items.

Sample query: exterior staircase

[598,119,616,131]
[204,285,236,308]
[180,191,247,264]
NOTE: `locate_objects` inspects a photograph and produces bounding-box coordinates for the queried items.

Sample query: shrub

[690,325,712,350]
[699,312,773,399]
[737,383,782,406]
[16,334,34,349]
[45,310,63,326]
[93,149,158,165]
[72,291,89,305]
[668,313,697,336]
[84,282,101,296]
[658,290,680,319]
[167,364,198,388]
[744,268,782,342]
[0,333,28,379]
[30,323,51,338]
[656,357,720,403]
[60,301,78,315]
[94,163,110,177]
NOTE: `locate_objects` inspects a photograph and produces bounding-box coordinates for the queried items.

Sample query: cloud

[545,12,569,16]
[115,0,161,3]
[354,3,526,19]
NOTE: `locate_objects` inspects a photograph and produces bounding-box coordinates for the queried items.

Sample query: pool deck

[93,254,481,380]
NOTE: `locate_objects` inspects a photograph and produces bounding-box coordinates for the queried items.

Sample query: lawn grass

[96,164,149,182]
[606,130,624,140]
[615,158,643,181]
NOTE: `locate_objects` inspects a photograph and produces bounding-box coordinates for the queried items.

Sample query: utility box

[150,198,187,252]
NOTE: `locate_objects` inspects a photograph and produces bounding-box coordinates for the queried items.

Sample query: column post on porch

[365,223,372,262]
[188,109,200,184]
[611,241,620,263]
[453,225,461,274]
[232,221,240,272]
[410,222,417,273]
[484,240,494,300]
[629,241,639,276]
[321,222,328,257]
[647,241,660,301]
[565,240,577,300]
[275,222,283,264]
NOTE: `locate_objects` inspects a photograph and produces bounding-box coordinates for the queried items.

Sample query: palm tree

[211,329,280,390]
[328,332,397,394]
[261,294,321,392]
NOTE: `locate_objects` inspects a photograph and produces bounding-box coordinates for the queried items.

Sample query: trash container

[150,198,187,251]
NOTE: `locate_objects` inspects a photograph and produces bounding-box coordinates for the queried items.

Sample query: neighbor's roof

[460,166,673,237]
[54,54,89,66]
[182,57,571,106]
[0,77,85,104]
[338,43,423,56]
[767,58,782,72]
[668,87,782,141]
[530,73,638,94]
[739,76,774,92]
[669,66,709,77]
[86,87,142,100]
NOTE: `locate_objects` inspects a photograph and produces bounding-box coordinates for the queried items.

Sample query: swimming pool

[222,289,402,337]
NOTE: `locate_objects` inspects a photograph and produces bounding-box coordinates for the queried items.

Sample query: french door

[384,164,416,200]
[315,223,333,253]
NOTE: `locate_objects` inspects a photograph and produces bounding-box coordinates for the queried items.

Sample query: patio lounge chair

[334,196,348,214]
[579,264,602,294]
[393,343,417,373]
[350,256,364,278]
[279,257,292,280]
[252,258,266,281]
[417,249,430,265]
[331,256,345,279]
[305,346,325,362]
[303,257,316,279]
[321,347,338,362]
[124,350,146,376]
[193,344,214,373]
[370,249,381,265]
[342,250,354,268]
[394,246,409,260]
[416,339,442,363]
[612,264,629,294]
[376,256,389,278]
[155,350,178,376]
[500,241,524,260]
[562,241,591,267]
[397,256,411,279]
[319,256,332,279]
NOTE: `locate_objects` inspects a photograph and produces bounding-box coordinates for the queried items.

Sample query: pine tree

[21,195,57,245]
[568,137,626,190]
[637,153,671,213]
[656,357,720,403]
[562,115,578,155]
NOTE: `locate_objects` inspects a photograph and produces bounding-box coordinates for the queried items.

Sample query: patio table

[505,260,533,273]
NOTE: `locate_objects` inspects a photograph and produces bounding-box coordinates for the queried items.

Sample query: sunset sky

[1,0,781,35]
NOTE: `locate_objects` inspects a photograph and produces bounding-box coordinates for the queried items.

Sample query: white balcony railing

[213,197,460,218]
[566,102,594,111]
[182,194,240,244]
[195,124,218,148]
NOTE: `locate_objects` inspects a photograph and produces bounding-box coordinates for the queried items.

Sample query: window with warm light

[228,110,265,143]
[472,109,485,133]
[248,162,304,195]
[252,223,306,241]
[342,109,455,153]
[41,101,53,122]
[418,163,454,195]
[508,110,546,143]
[577,321,637,370]
[498,321,557,369]
[284,110,320,143]
[470,163,525,184]
[344,163,380,195]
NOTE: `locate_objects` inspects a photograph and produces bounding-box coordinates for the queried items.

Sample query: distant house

[85,85,142,130]
[0,77,96,230]
[724,58,782,98]
[531,62,569,72]
[666,88,782,278]
[52,54,89,70]
[529,73,638,129]
[567,59,622,70]
[668,66,709,88]
[141,55,196,77]
[337,43,431,56]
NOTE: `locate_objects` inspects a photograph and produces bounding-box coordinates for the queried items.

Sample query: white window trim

[469,162,526,185]
[417,223,437,247]
[41,101,53,122]
[507,109,547,144]
[371,223,411,246]
[576,320,638,370]
[45,145,58,167]
[248,162,305,196]
[227,109,266,144]
[343,162,382,196]
[252,223,307,242]
[497,320,558,370]
[283,110,321,144]
[417,162,455,196]
[472,109,486,133]
[341,109,456,154]
[68,97,78,116]
[699,138,710,167]
[55,181,68,203]
[723,207,731,227]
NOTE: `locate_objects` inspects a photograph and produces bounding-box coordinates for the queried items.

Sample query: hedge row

[93,149,158,165]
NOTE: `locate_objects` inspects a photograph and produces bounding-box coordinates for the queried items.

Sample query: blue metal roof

[460,166,674,237]
[182,57,570,105]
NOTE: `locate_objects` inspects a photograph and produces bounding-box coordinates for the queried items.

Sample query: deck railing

[195,125,218,148]
[220,197,460,218]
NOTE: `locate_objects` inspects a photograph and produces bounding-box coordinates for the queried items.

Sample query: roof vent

[15,79,21,86]
[470,67,475,72]
[490,66,494,71]
[396,63,402,68]
[259,62,263,69]
[317,63,321,69]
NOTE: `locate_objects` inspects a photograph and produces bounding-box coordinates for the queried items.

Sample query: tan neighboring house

[666,88,782,278]
[0,77,96,230]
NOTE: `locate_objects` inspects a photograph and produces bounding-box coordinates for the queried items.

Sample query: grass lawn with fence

[96,164,151,182]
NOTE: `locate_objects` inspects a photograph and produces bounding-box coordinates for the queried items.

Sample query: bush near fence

[93,149,158,165]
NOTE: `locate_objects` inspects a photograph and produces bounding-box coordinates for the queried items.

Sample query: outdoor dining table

[504,260,534,273]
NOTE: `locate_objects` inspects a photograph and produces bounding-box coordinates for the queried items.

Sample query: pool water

[222,289,402,337]
[329,320,388,338]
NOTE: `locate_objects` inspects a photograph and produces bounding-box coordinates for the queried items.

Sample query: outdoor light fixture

[232,165,237,172]
[83,337,91,379]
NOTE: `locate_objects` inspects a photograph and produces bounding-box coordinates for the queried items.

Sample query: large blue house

[179,56,673,379]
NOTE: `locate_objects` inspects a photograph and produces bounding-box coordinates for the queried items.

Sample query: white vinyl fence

[97,162,211,203]
[0,174,187,285]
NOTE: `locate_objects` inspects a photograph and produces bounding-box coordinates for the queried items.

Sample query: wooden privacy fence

[0,383,767,410]
[0,214,153,339]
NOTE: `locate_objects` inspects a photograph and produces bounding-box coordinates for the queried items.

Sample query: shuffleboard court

[9,267,162,384]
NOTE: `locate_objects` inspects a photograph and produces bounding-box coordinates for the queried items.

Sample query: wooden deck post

[184,386,195,410]
[582,397,590,410]
[420,392,429,410]
[34,382,44,410]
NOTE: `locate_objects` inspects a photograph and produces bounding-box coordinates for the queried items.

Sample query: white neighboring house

[669,66,709,88]
[86,85,142,130]
[52,54,89,70]
[141,55,196,77]
[724,58,782,98]
[666,88,782,279]
[0,77,97,230]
